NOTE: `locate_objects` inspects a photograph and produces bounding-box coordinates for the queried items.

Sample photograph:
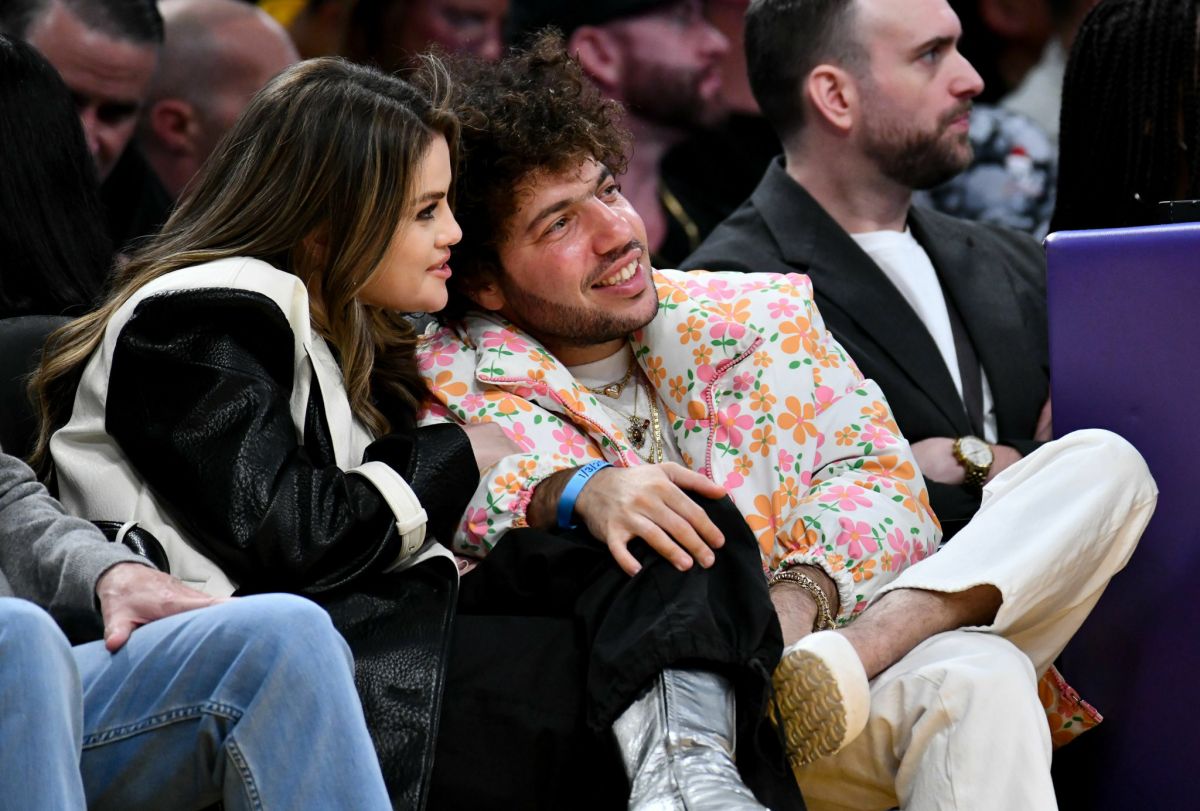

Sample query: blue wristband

[556,460,612,530]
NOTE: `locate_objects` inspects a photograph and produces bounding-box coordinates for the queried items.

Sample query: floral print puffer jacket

[417,269,941,620]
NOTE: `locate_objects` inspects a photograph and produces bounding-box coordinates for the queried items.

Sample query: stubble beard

[497,262,659,351]
[861,99,975,191]
[624,60,726,132]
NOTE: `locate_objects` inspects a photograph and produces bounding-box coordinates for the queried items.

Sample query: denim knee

[0,597,77,696]
[206,593,351,669]
[0,597,72,656]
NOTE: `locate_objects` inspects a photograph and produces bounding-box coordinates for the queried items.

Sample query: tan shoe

[771,630,871,769]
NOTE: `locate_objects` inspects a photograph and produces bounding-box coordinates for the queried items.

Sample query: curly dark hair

[431,31,631,322]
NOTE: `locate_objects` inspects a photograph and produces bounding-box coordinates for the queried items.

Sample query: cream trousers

[795,429,1157,811]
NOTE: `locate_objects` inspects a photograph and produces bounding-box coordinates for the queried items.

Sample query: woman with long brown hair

[32,54,510,802]
[34,55,489,594]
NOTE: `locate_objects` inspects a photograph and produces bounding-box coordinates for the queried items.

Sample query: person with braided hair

[1052,0,1200,231]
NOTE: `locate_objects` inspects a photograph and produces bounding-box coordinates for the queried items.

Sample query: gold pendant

[628,417,650,449]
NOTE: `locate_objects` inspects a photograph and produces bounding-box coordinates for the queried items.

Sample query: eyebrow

[523,166,614,236]
[416,190,446,203]
[912,35,956,56]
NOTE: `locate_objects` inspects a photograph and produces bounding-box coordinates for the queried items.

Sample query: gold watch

[952,435,993,488]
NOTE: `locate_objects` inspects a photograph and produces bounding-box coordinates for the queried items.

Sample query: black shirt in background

[100,143,173,257]
[656,114,781,268]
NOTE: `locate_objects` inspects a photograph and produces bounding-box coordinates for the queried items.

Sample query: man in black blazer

[685,2,1051,541]
[681,2,1118,809]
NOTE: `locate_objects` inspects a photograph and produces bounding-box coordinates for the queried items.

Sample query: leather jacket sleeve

[363,423,479,545]
[105,288,437,594]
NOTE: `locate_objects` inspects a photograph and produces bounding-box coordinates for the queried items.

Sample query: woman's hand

[461,422,521,472]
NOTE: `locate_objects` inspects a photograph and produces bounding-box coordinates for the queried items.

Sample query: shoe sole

[771,648,849,769]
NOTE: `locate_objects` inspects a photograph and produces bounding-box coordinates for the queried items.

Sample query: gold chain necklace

[627,378,664,464]
[583,362,636,399]
[642,380,664,463]
[588,366,665,463]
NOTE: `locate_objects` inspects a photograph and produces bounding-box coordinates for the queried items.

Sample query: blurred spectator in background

[507,0,729,266]
[259,0,356,58]
[0,0,160,182]
[1051,0,1198,232]
[0,31,109,318]
[348,0,508,71]
[0,0,163,254]
[706,0,755,114]
[1001,0,1095,140]
[140,0,299,201]
[950,0,1053,104]
[660,0,783,257]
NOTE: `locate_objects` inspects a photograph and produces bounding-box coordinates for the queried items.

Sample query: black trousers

[428,495,805,811]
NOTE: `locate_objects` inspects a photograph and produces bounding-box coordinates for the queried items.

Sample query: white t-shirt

[569,347,684,464]
[851,228,998,442]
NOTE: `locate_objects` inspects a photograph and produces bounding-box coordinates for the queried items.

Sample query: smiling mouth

[594,258,640,287]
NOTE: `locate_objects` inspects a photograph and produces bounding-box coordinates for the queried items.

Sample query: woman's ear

[300,225,330,270]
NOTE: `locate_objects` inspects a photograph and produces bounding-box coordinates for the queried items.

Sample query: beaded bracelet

[768,568,837,632]
[556,460,612,530]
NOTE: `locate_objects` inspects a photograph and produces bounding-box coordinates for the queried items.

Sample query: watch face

[959,436,992,466]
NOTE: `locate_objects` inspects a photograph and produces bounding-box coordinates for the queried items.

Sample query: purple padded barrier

[1046,223,1200,809]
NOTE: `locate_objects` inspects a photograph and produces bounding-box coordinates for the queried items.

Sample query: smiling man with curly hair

[422,27,1157,811]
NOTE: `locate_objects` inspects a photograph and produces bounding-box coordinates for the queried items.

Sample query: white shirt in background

[850,228,998,442]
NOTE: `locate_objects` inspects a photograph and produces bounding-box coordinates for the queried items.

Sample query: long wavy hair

[31,55,458,476]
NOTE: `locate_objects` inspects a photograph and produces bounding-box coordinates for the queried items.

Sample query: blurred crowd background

[4,0,1135,323]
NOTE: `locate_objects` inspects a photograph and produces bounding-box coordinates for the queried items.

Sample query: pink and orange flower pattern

[417,269,940,618]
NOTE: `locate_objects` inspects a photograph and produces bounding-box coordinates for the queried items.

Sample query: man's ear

[569,26,621,90]
[805,64,858,135]
[146,98,200,155]
[468,273,507,313]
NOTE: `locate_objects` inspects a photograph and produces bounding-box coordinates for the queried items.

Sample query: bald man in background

[140,0,299,201]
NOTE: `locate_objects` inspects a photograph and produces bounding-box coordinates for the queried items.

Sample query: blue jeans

[0,594,390,810]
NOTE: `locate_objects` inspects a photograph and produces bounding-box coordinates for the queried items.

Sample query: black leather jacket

[106,287,478,593]
[105,287,477,806]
